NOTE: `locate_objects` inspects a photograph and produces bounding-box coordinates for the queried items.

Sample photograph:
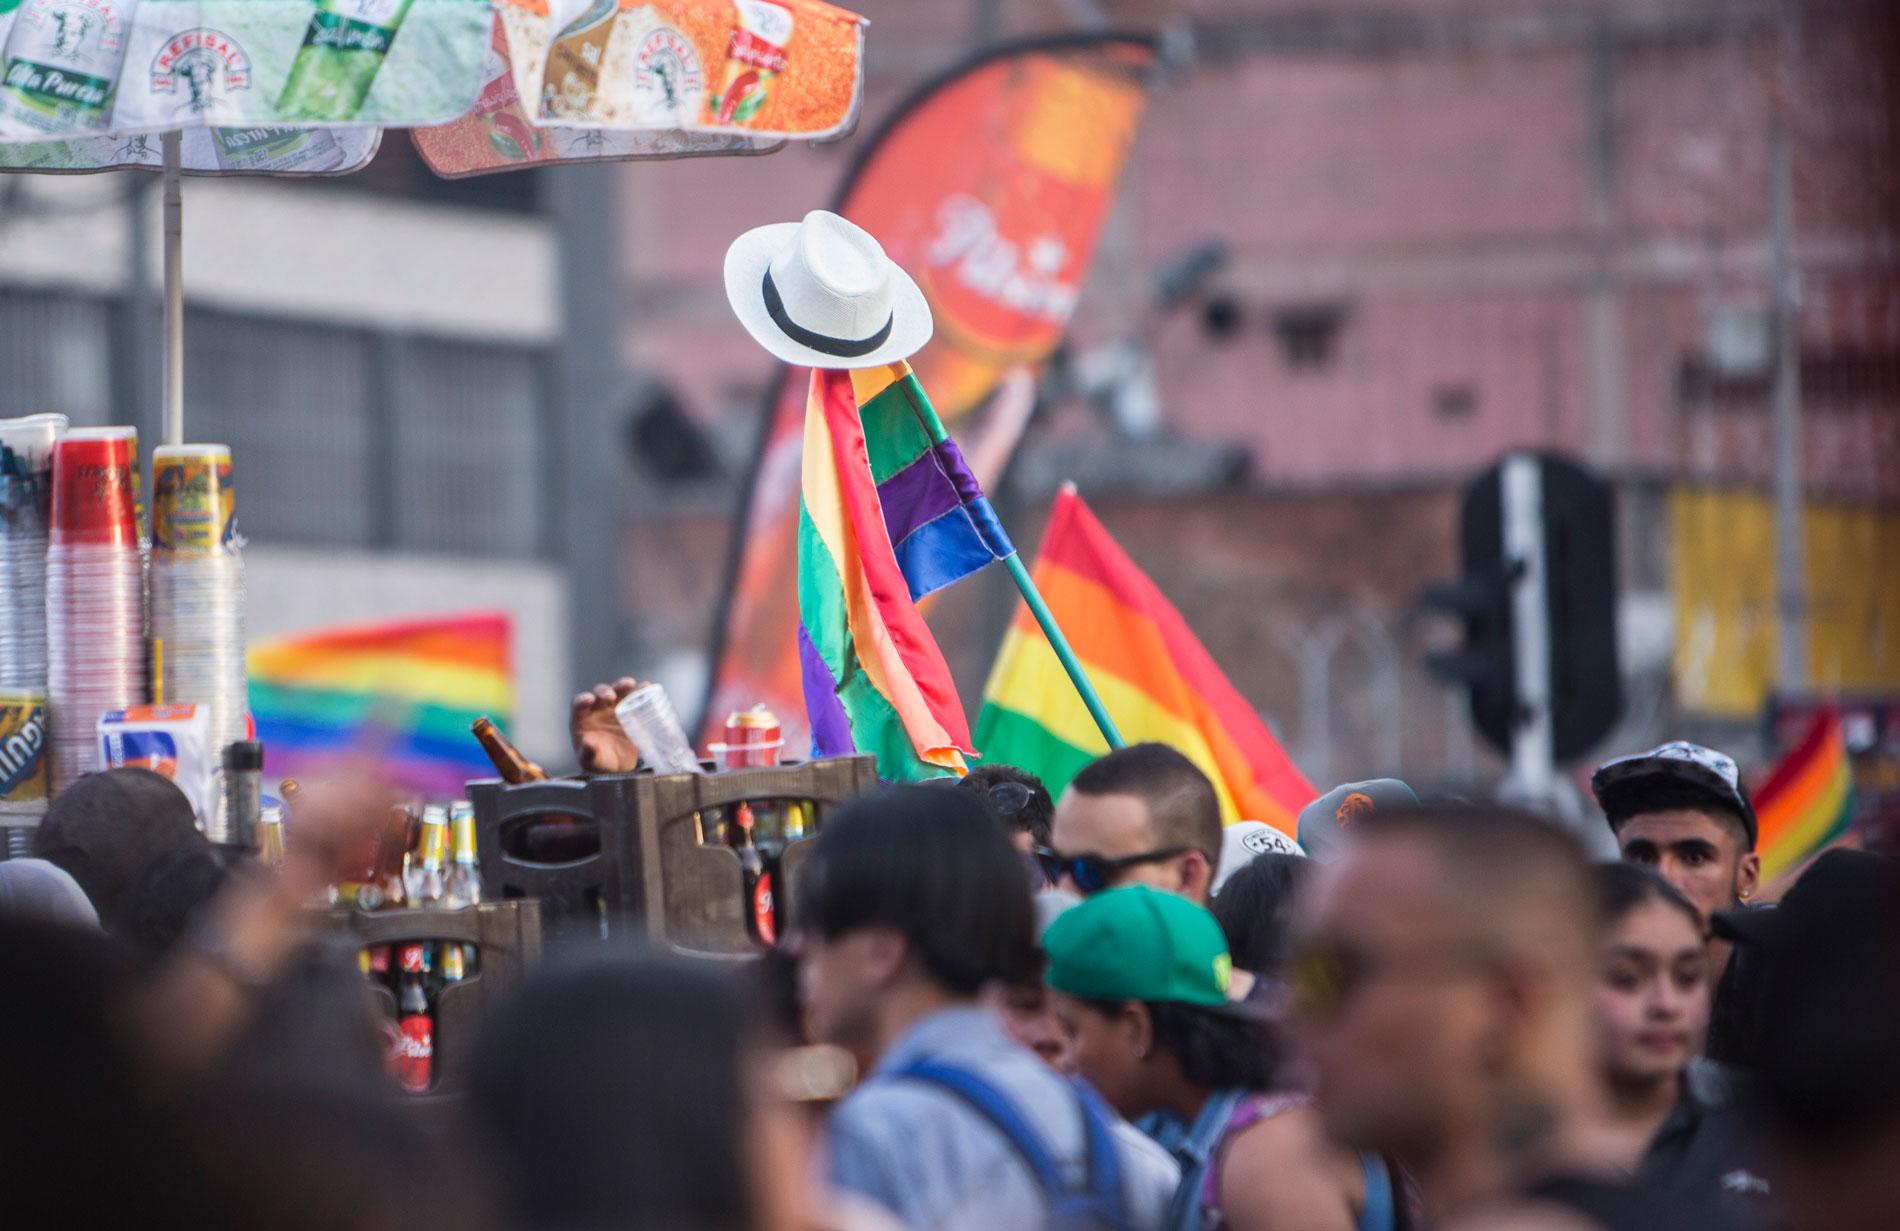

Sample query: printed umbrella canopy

[0,0,867,439]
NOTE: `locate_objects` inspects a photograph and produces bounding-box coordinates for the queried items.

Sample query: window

[1271,304,1347,371]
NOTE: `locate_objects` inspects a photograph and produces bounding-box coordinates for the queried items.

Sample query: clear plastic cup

[613,682,702,775]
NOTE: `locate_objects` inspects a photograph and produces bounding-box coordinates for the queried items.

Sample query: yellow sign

[1672,487,1900,716]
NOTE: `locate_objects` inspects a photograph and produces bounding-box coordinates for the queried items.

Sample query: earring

[1740,890,1751,901]
[1135,1046,1149,1060]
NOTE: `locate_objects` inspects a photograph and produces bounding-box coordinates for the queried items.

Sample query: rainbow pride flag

[1754,709,1858,888]
[799,364,1005,779]
[976,487,1316,834]
[248,613,513,798]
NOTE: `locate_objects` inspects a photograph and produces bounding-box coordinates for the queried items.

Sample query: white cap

[1213,821,1304,894]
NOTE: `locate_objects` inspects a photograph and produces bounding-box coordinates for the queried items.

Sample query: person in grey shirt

[797,785,1181,1231]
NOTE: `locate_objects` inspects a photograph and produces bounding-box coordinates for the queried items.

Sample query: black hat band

[762,269,894,359]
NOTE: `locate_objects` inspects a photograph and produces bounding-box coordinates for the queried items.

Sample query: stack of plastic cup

[46,428,147,796]
[0,414,66,848]
[0,414,67,694]
[149,445,247,755]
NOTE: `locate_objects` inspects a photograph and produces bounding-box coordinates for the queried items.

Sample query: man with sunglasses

[1046,744,1225,905]
[1292,806,1714,1231]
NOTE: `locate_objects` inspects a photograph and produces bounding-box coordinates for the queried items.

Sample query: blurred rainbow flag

[1755,709,1858,890]
[247,613,513,798]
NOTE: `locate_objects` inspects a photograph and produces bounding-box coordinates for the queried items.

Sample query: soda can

[0,693,49,815]
[50,429,138,546]
[721,704,783,769]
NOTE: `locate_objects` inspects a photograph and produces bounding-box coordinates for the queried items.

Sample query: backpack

[894,1058,1137,1231]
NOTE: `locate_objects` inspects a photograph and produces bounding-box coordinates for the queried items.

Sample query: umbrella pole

[161,131,184,447]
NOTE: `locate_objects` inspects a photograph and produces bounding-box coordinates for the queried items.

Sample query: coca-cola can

[722,704,783,769]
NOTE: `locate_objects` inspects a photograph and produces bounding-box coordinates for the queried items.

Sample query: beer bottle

[441,939,466,987]
[407,805,448,908]
[444,801,483,910]
[471,717,550,784]
[732,803,776,945]
[393,943,433,1093]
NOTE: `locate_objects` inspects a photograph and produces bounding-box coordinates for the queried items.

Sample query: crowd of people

[2,718,1896,1231]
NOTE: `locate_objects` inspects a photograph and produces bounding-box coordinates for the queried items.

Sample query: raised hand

[570,677,644,774]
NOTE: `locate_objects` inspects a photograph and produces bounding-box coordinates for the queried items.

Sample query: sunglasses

[987,780,1035,819]
[1034,845,1195,895]
[1287,938,1495,1019]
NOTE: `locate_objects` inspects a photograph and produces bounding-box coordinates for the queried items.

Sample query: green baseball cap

[1042,885,1250,1015]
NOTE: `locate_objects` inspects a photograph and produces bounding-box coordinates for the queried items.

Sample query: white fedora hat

[724,210,933,369]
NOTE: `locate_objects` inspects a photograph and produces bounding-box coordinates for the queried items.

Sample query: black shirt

[1636,1060,1770,1230]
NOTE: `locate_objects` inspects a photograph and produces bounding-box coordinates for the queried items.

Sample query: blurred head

[794,786,1037,1053]
[1293,779,1419,863]
[1714,851,1900,1231]
[960,763,1055,853]
[1051,744,1222,903]
[472,952,770,1231]
[1594,744,1759,921]
[982,890,1079,1072]
[32,768,222,959]
[1211,852,1312,977]
[0,917,180,1226]
[1291,808,1601,1161]
[1043,885,1269,1118]
[985,980,1073,1073]
[1592,863,1709,1093]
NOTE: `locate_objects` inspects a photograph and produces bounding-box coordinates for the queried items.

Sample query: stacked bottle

[149,445,248,828]
[0,414,65,847]
[46,429,146,796]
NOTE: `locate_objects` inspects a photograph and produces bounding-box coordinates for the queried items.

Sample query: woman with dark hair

[1592,862,1765,1224]
[471,950,854,1231]
[1045,886,1396,1231]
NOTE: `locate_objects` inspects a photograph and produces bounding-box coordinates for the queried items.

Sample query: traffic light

[1422,453,1622,769]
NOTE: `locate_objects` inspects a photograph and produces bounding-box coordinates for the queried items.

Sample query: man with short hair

[797,785,1180,1231]
[1293,807,1712,1230]
[1048,744,1224,905]
[1592,742,1763,1063]
[1591,742,1760,930]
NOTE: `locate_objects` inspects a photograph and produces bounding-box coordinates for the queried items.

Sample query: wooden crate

[325,898,542,1093]
[468,756,877,951]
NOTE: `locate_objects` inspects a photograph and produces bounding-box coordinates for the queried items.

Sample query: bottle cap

[223,740,264,772]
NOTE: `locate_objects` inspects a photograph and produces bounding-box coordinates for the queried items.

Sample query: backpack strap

[1069,1076,1126,1212]
[895,1059,1071,1196]
[1356,1153,1396,1231]
[893,1059,1129,1225]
